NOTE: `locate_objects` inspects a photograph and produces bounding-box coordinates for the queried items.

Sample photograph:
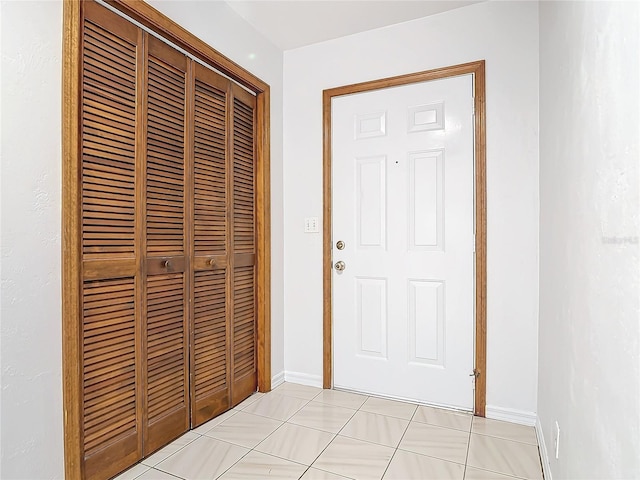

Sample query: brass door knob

[334,261,346,271]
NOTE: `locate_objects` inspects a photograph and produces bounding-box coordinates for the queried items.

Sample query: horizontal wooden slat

[82,19,137,261]
[82,277,137,457]
[233,98,255,255]
[146,274,186,424]
[233,266,255,379]
[146,51,185,258]
[194,270,227,401]
[83,259,136,280]
[194,77,226,256]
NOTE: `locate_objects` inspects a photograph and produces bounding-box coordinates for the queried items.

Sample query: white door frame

[322,61,487,416]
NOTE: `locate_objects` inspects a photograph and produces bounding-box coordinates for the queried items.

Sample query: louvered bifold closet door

[230,85,258,405]
[190,63,233,426]
[143,35,190,455]
[80,3,143,479]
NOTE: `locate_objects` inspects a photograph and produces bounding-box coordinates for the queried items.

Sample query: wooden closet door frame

[62,1,271,478]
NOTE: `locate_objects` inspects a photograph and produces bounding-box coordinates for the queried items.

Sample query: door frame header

[321,60,486,416]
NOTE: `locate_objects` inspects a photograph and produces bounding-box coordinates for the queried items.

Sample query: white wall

[282,1,540,417]
[1,3,64,478]
[538,2,640,478]
[0,1,283,477]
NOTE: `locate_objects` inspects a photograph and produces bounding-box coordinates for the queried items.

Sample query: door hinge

[473,234,476,253]
[472,96,475,116]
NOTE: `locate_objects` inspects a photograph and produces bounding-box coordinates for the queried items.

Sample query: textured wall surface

[1,2,65,478]
[282,1,540,418]
[538,1,640,477]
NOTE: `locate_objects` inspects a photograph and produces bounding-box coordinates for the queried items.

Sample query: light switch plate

[304,217,319,233]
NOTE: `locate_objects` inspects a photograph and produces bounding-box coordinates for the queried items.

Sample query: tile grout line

[378,404,417,479]
[462,415,473,479]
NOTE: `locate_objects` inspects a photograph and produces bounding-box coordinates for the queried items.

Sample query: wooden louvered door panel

[80,3,142,479]
[230,86,258,405]
[190,64,232,426]
[77,4,261,476]
[143,35,190,455]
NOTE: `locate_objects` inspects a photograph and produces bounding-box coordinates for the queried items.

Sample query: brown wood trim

[185,57,197,427]
[473,61,487,417]
[62,1,83,478]
[322,89,333,389]
[256,88,271,392]
[105,0,268,93]
[135,26,148,463]
[322,60,487,415]
[82,259,137,279]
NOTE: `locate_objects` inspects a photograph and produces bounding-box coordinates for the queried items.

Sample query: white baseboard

[271,371,285,389]
[536,417,552,480]
[485,405,537,426]
[283,371,323,388]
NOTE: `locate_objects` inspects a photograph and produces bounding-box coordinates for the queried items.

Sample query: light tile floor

[114,383,544,480]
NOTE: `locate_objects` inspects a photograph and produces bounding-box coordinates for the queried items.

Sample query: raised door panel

[80,3,142,479]
[143,35,189,455]
[230,86,258,404]
[190,63,232,426]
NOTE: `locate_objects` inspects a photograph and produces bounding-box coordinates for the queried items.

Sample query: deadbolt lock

[336,240,345,250]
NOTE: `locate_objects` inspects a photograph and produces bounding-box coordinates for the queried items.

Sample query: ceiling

[224,1,484,50]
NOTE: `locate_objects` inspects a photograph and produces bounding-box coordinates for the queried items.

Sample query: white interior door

[332,74,475,410]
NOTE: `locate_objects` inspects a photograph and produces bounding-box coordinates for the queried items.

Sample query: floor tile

[255,422,335,465]
[204,411,282,448]
[242,391,309,420]
[464,466,523,480]
[233,392,264,411]
[467,433,542,480]
[218,450,307,479]
[340,410,409,447]
[136,469,183,480]
[314,389,368,410]
[273,382,323,401]
[155,435,248,480]
[142,431,201,467]
[192,409,238,435]
[113,463,151,480]
[413,406,472,432]
[313,435,394,480]
[301,468,353,479]
[383,449,465,480]
[472,417,538,445]
[398,422,469,464]
[359,396,417,420]
[289,401,357,433]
